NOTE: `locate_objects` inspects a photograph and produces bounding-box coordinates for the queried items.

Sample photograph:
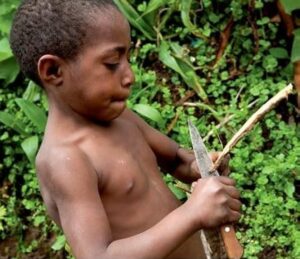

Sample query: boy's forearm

[105,203,196,259]
[170,148,200,183]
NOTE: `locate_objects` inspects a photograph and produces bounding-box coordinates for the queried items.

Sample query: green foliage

[279,2,300,63]
[0,0,299,258]
[113,0,156,40]
[291,29,300,63]
[15,98,47,133]
[159,41,208,100]
[133,103,166,127]
[280,0,300,15]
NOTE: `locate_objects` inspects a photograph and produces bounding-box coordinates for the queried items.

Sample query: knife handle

[220,224,243,259]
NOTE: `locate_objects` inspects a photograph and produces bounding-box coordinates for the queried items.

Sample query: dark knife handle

[220,224,243,259]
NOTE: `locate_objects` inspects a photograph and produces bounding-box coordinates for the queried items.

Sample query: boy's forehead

[87,8,131,46]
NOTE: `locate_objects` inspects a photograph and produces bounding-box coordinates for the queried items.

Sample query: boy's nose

[122,65,135,88]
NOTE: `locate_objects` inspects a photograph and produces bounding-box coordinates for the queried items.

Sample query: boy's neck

[45,93,113,135]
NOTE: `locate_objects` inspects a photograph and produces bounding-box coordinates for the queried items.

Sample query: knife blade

[188,120,243,259]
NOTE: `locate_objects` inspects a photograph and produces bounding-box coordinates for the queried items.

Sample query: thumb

[191,160,200,176]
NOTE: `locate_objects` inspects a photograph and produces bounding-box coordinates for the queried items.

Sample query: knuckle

[214,184,224,194]
[220,196,228,206]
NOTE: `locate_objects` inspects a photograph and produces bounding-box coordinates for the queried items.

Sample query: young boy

[10,1,241,258]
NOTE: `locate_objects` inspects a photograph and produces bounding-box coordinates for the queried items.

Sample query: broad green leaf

[133,104,165,127]
[0,37,13,62]
[51,235,66,251]
[21,135,39,165]
[280,0,300,14]
[284,182,295,198]
[143,0,169,16]
[0,13,13,35]
[0,1,19,34]
[269,48,289,59]
[169,41,196,68]
[0,111,27,135]
[159,41,207,101]
[33,215,46,227]
[0,57,19,85]
[23,81,42,102]
[292,29,300,63]
[181,67,207,100]
[141,0,171,26]
[168,184,186,200]
[15,98,47,133]
[159,41,183,75]
[113,0,155,40]
[294,29,300,37]
[22,199,35,210]
[180,0,206,39]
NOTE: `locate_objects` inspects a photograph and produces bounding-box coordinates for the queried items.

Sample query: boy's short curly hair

[10,0,117,85]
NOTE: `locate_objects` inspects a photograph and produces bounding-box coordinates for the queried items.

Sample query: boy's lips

[113,93,130,102]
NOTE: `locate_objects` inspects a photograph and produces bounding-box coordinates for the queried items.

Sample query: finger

[218,154,231,176]
[227,210,242,223]
[191,181,198,191]
[218,176,236,186]
[209,151,220,162]
[227,198,242,211]
[221,166,230,177]
[191,161,200,176]
[224,186,240,199]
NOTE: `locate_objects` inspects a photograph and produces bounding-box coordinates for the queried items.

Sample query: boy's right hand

[186,176,241,229]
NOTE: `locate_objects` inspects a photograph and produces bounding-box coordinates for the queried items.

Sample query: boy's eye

[105,63,119,70]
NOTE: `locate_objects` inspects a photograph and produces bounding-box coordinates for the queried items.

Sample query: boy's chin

[95,103,127,122]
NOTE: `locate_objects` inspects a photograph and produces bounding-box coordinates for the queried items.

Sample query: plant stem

[213,83,295,171]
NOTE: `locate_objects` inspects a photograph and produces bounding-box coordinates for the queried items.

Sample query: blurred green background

[0,0,299,258]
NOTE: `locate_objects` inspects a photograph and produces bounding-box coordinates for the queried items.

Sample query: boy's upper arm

[37,147,112,259]
[124,109,180,172]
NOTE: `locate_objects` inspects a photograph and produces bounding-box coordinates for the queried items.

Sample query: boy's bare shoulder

[35,139,98,199]
[36,142,82,172]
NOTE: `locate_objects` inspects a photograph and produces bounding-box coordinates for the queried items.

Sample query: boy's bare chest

[81,119,180,234]
[83,119,159,196]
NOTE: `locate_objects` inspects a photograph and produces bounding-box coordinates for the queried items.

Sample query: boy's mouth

[113,93,130,102]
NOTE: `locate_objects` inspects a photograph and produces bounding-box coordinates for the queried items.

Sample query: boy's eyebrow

[102,44,132,55]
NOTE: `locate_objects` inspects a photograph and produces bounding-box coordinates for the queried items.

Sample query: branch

[213,83,294,171]
[166,111,180,134]
[248,0,260,54]
[277,0,294,37]
[203,100,258,142]
[214,17,234,66]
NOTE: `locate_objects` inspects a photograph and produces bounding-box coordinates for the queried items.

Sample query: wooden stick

[213,83,294,171]
[214,17,234,66]
[248,0,260,54]
[203,100,259,142]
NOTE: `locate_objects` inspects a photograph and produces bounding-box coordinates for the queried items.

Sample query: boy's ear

[37,55,64,87]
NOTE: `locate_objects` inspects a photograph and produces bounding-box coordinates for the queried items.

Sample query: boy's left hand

[191,152,230,177]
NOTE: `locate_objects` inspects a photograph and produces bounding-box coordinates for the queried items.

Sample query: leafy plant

[0,0,299,258]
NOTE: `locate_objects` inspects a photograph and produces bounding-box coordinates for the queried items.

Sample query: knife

[188,120,243,259]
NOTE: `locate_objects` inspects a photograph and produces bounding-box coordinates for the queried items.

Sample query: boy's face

[60,8,134,122]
